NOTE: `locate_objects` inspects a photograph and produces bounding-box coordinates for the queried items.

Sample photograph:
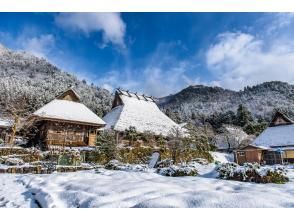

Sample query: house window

[238,151,245,156]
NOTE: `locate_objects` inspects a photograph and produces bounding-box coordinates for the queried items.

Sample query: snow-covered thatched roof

[252,112,294,148]
[252,124,294,148]
[32,90,105,126]
[103,89,181,136]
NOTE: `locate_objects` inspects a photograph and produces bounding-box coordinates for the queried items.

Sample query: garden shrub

[217,162,289,184]
[157,165,198,177]
[104,160,147,172]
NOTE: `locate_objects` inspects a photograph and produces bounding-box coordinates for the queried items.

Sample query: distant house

[103,89,181,138]
[235,111,294,165]
[0,118,13,143]
[26,88,106,149]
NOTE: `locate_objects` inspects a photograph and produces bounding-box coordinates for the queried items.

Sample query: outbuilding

[26,88,106,149]
[235,111,294,165]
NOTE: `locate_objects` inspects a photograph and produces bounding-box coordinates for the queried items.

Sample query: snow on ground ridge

[0,165,293,208]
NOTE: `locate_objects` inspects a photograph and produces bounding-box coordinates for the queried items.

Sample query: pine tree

[236,104,253,127]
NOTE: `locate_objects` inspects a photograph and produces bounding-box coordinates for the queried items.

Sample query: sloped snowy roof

[103,91,181,136]
[32,99,105,126]
[252,124,294,148]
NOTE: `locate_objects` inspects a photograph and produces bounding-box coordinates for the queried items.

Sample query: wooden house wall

[57,90,80,102]
[29,121,98,149]
[285,150,294,159]
[235,146,263,165]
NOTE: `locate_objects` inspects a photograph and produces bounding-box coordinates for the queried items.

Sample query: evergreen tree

[235,104,253,127]
[96,130,117,162]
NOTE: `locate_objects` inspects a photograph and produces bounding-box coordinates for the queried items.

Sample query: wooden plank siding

[30,120,98,148]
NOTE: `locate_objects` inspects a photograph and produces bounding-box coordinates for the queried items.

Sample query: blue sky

[1,13,294,96]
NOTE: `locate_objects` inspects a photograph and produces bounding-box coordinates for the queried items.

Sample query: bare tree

[0,94,29,145]
[168,126,185,164]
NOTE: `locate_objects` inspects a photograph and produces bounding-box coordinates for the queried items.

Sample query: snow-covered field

[1,164,294,208]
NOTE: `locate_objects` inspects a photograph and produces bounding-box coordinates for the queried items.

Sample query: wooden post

[116,131,119,145]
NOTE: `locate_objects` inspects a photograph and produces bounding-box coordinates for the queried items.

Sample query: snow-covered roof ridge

[252,123,294,148]
[32,99,105,126]
[251,112,294,148]
[116,88,156,102]
[103,89,181,136]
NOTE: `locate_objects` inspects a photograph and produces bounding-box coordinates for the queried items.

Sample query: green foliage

[184,123,215,151]
[206,111,236,129]
[117,147,153,164]
[243,121,267,135]
[156,134,167,148]
[96,130,117,162]
[267,170,289,184]
[0,138,3,144]
[217,163,289,184]
[236,104,253,127]
[57,152,81,166]
[141,131,156,146]
[159,147,213,164]
[125,126,139,146]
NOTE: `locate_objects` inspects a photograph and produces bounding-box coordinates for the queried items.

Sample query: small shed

[235,111,294,165]
[26,88,106,149]
[235,145,268,165]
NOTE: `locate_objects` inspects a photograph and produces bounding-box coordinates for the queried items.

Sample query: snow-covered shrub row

[217,162,289,184]
[191,158,209,165]
[157,165,198,177]
[4,157,24,166]
[104,160,148,172]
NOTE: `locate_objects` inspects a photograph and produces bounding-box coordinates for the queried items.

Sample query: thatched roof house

[27,88,105,149]
[235,111,294,165]
[103,89,181,137]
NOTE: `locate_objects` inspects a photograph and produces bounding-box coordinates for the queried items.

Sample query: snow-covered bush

[217,162,289,184]
[157,165,198,177]
[104,160,147,172]
[191,158,209,165]
[5,157,24,166]
[156,159,173,168]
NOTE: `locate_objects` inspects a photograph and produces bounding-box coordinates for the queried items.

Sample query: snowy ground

[0,164,294,208]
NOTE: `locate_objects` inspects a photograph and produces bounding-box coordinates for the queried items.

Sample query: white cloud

[267,13,294,33]
[94,41,203,97]
[206,32,294,90]
[21,35,55,59]
[55,13,126,48]
[0,30,56,60]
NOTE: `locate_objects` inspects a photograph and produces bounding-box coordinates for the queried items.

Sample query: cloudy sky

[1,13,294,96]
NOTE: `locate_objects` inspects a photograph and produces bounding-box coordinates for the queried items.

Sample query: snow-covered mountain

[0,44,112,117]
[1,43,293,125]
[158,82,294,123]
